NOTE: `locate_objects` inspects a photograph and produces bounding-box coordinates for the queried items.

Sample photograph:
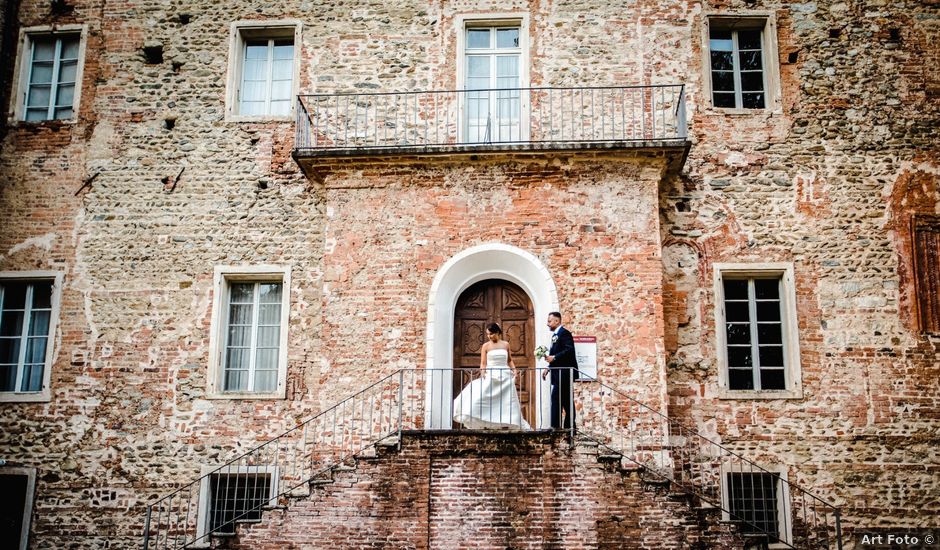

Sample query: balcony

[292,85,690,176]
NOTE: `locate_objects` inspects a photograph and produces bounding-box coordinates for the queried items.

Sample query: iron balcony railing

[294,84,687,153]
[142,367,842,549]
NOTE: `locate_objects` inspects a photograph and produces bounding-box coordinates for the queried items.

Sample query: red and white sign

[574,336,597,381]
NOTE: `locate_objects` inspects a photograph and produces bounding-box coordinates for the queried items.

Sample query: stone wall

[0,0,937,548]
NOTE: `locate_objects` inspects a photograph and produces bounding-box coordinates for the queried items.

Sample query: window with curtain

[463,25,522,143]
[238,38,294,116]
[222,281,282,393]
[24,34,80,121]
[0,280,53,393]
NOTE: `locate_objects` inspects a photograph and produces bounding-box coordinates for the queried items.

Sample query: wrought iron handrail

[294,84,687,152]
[142,366,842,549]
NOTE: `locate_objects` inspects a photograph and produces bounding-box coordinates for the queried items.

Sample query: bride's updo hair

[486,322,502,335]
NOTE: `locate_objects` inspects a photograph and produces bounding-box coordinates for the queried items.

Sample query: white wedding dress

[453,349,531,430]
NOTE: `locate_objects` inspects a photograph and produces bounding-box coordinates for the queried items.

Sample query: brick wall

[0,0,936,548]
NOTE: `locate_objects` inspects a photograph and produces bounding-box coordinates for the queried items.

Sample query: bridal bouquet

[535,345,548,360]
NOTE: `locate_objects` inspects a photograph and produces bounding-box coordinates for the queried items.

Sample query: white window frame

[0,271,63,403]
[702,14,782,113]
[8,25,88,124]
[0,467,37,550]
[713,263,802,399]
[194,465,279,546]
[720,463,793,548]
[207,265,291,399]
[224,20,302,122]
[455,14,530,143]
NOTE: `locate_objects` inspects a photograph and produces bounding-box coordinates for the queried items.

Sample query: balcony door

[463,25,523,143]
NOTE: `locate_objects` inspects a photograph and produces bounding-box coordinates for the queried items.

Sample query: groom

[541,311,579,430]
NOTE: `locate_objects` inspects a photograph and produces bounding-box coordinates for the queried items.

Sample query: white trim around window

[0,271,63,403]
[0,467,37,550]
[224,20,302,122]
[455,13,530,143]
[207,265,291,399]
[719,463,793,548]
[8,25,88,123]
[194,464,279,547]
[713,263,802,399]
[701,13,782,113]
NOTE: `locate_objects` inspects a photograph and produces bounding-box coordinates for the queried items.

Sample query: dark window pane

[742,93,765,109]
[20,362,43,391]
[2,283,27,309]
[0,365,15,391]
[740,71,764,92]
[759,345,785,367]
[31,281,53,309]
[760,369,786,390]
[738,30,763,50]
[754,279,779,300]
[729,368,754,390]
[209,474,271,532]
[1,312,24,337]
[728,472,779,538]
[0,474,29,542]
[713,92,737,108]
[725,301,750,322]
[712,70,735,92]
[0,338,20,364]
[727,346,753,368]
[757,323,783,344]
[709,30,733,51]
[723,279,749,300]
[710,50,734,71]
[756,301,780,322]
[726,323,751,345]
[739,50,763,71]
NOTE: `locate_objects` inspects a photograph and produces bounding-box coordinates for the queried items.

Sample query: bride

[453,323,531,430]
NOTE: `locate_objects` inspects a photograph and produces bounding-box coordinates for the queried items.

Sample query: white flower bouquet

[535,345,549,360]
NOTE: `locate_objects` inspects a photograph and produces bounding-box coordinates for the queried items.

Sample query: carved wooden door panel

[453,279,535,425]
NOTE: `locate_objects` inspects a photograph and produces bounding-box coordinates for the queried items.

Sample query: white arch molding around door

[425,243,559,429]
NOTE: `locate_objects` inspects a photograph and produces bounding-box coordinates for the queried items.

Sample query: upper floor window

[461,20,526,143]
[208,266,290,398]
[912,214,940,334]
[226,22,301,120]
[713,264,802,398]
[11,27,86,122]
[0,272,62,402]
[705,16,779,111]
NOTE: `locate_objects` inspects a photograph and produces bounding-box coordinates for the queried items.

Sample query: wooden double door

[453,279,536,426]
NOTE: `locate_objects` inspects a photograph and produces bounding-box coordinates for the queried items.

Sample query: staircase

[141,368,844,549]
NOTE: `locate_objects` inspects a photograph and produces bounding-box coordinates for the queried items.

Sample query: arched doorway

[452,279,536,427]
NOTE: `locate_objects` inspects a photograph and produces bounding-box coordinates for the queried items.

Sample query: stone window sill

[204,391,286,400]
[716,388,803,400]
[0,391,51,403]
[226,114,293,124]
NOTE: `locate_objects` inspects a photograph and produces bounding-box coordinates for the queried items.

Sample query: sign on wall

[574,336,597,381]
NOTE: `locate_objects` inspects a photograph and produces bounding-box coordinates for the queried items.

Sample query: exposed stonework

[0,0,937,548]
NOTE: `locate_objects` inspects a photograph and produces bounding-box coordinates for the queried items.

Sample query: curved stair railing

[575,378,844,549]
[142,367,843,549]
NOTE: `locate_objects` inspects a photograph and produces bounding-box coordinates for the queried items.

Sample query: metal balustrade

[142,366,842,549]
[294,85,687,153]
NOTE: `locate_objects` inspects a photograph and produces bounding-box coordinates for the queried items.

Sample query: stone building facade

[0,0,937,548]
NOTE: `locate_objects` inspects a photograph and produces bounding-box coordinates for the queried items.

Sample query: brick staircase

[208,431,756,549]
[142,368,842,549]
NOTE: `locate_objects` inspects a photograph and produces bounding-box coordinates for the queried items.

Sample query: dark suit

[549,326,579,430]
